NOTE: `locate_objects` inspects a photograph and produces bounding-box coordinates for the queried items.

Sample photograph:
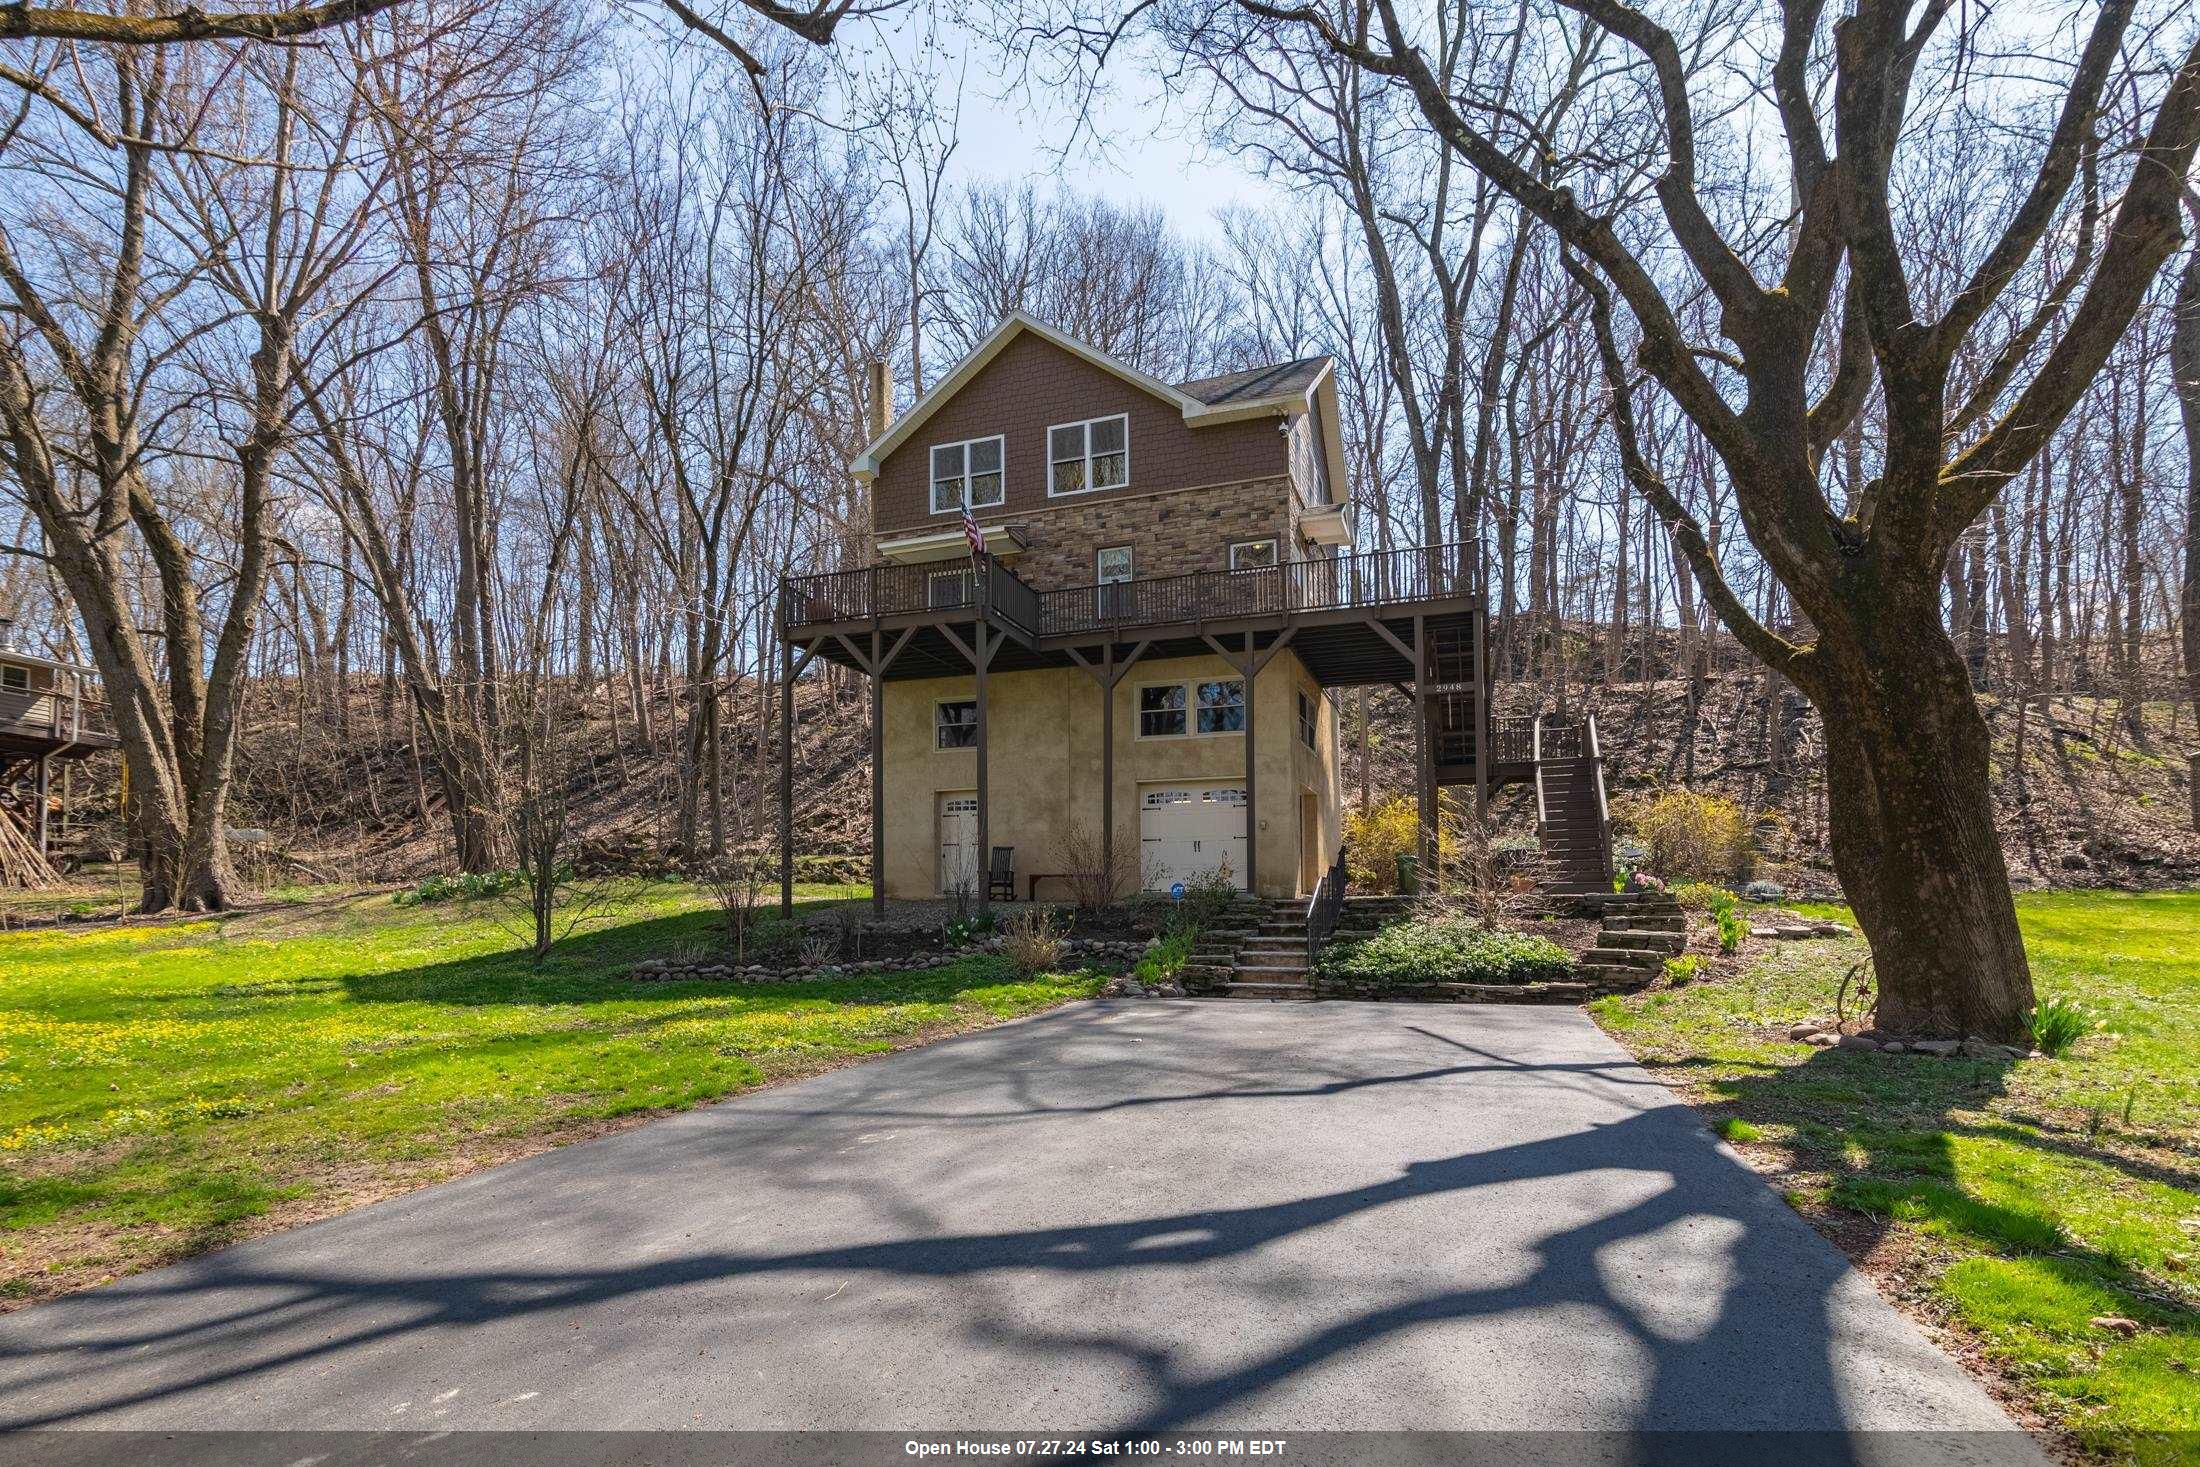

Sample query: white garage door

[1141,785,1248,892]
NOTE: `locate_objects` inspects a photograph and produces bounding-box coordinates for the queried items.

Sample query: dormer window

[932,436,1005,515]
[1047,414,1129,497]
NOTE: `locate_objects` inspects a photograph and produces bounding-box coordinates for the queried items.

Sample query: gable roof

[848,312,1337,481]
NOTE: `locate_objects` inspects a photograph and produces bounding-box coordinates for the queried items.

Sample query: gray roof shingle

[1174,356,1329,407]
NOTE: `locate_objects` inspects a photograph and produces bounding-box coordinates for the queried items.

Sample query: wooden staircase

[1533,717,1615,895]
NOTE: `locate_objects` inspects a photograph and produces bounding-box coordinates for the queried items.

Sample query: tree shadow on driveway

[0,1011,2038,1461]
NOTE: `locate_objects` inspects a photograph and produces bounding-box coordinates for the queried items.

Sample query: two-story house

[774,313,1596,913]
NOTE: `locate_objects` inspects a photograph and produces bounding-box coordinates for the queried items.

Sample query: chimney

[865,359,893,443]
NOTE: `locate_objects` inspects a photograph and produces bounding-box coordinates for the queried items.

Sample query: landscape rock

[2088,1316,2141,1338]
[1836,1034,1880,1052]
[1805,1031,1839,1047]
[1879,1042,1906,1055]
[1910,1039,1960,1057]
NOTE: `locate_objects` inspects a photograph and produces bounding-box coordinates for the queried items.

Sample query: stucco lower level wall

[877,650,1340,901]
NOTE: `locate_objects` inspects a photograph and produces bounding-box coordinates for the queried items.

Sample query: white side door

[938,794,978,896]
[1140,785,1248,892]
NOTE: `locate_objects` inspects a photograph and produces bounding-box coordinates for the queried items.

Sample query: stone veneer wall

[975,473,1307,590]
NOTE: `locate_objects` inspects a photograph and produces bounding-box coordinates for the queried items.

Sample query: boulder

[1910,1039,1960,1057]
[1836,1034,1880,1052]
[1805,1031,1838,1047]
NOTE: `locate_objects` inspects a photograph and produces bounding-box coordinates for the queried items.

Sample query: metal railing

[1305,840,1349,972]
[1037,541,1480,639]
[0,687,113,745]
[779,556,1042,641]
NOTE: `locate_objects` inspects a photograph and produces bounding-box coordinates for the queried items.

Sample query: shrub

[1617,789,1755,881]
[1664,954,1704,986]
[1000,907,1068,977]
[1318,915,1571,986]
[2029,996,2095,1058]
[395,869,522,906]
[1673,881,1738,915]
[943,911,997,948]
[1719,1117,1763,1144]
[1715,908,1748,955]
[1172,863,1240,932]
[745,917,804,966]
[1343,795,1461,892]
[1134,929,1192,988]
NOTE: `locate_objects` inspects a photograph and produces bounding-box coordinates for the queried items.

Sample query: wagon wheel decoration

[1835,957,1876,1033]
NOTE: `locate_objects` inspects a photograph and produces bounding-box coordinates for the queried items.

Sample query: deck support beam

[1413,614,1433,889]
[939,619,1004,913]
[1201,627,1296,898]
[1064,639,1151,902]
[778,636,826,917]
[34,754,49,858]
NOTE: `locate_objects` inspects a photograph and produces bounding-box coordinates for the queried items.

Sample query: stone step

[1235,961,1311,975]
[1582,947,1664,968]
[1601,929,1687,952]
[1616,915,1686,932]
[1574,964,1659,992]
[1213,981,1316,1000]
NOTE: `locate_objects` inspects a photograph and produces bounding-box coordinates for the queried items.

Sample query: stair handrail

[1586,713,1615,883]
[1531,716,1548,828]
[1305,841,1349,972]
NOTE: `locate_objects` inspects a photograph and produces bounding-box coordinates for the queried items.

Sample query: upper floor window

[1048,414,1129,496]
[1229,539,1279,571]
[0,664,27,692]
[932,436,1005,515]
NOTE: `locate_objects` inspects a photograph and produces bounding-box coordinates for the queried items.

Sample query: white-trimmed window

[1048,414,1129,496]
[1096,545,1133,583]
[1137,677,1248,738]
[936,700,978,750]
[1139,683,1186,738]
[1229,539,1279,571]
[931,435,1005,515]
[0,664,26,692]
[1197,679,1246,734]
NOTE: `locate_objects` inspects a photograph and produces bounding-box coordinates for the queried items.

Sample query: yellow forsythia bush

[1344,794,1461,892]
[1617,788,1757,881]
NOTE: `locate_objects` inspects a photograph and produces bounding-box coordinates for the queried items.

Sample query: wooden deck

[0,688,116,758]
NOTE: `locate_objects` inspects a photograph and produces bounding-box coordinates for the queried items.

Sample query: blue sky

[837,10,1288,241]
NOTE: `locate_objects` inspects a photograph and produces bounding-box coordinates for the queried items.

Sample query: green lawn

[0,880,1100,1309]
[1592,891,2200,1463]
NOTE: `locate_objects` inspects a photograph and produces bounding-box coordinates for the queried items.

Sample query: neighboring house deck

[0,646,115,866]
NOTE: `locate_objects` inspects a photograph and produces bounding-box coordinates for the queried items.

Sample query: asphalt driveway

[0,1000,2033,1450]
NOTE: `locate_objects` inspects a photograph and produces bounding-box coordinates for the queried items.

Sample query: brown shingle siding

[871,332,1288,544]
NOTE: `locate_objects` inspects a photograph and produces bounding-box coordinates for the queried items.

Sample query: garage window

[1139,684,1186,738]
[1196,679,1245,734]
[936,700,978,749]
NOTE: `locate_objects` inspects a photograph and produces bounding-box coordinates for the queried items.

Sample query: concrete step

[1212,981,1316,1000]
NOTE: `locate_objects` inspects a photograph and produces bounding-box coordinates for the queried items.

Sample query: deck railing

[0,687,114,745]
[1489,715,1536,765]
[779,556,1043,640]
[1036,541,1480,639]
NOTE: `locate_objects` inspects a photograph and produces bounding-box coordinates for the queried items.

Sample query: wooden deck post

[1474,605,1490,823]
[1414,614,1433,885]
[780,635,799,917]
[1101,642,1115,894]
[1242,629,1258,898]
[870,628,886,918]
[34,754,49,858]
[974,619,990,915]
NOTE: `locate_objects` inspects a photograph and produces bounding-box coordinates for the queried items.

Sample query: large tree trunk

[1814,619,2033,1041]
[2173,226,2200,830]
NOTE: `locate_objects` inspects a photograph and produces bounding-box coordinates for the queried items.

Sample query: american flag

[962,506,985,561]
